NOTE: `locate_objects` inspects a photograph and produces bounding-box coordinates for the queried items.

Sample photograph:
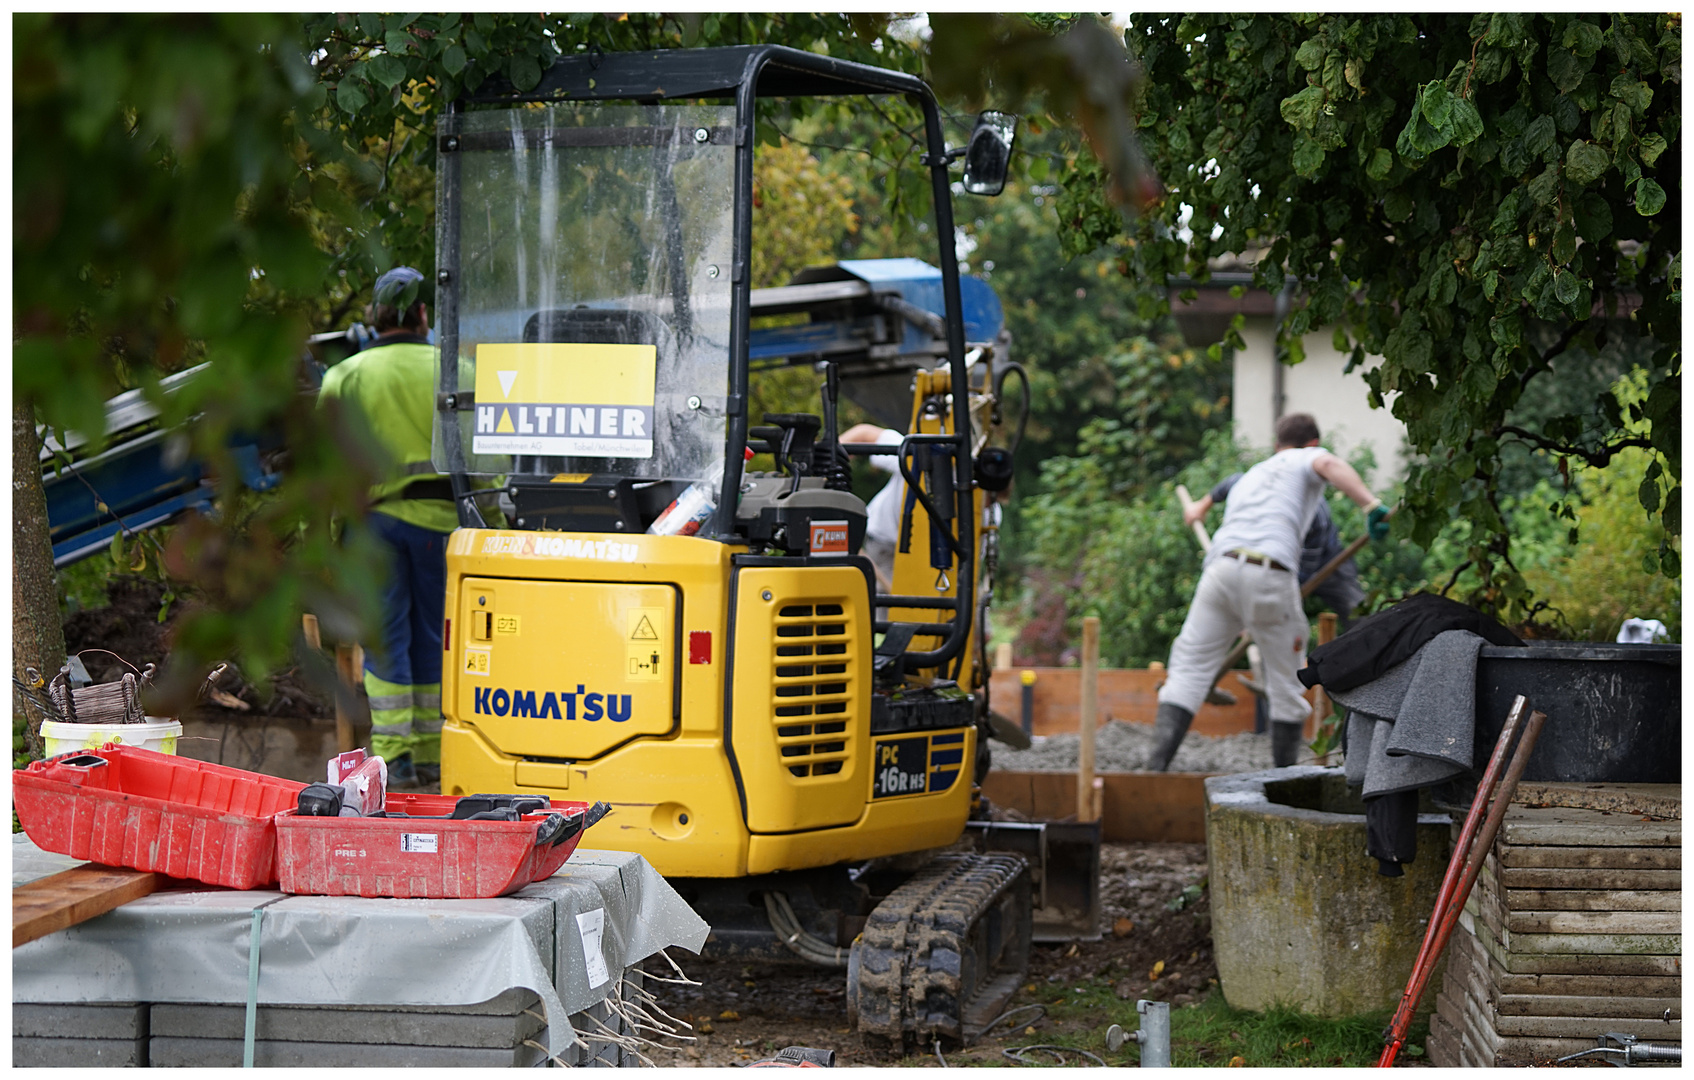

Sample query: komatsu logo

[480,535,639,562]
[473,684,633,722]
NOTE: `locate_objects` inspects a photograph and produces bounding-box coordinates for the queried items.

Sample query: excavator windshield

[435,103,734,484]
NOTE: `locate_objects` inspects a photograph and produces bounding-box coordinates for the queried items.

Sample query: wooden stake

[334,644,360,754]
[994,641,1013,671]
[1314,612,1338,762]
[1078,616,1100,823]
[308,613,359,754]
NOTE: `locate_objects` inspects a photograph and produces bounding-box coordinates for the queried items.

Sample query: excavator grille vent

[772,602,854,778]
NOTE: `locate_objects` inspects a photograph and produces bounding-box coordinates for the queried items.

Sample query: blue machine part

[43,429,281,567]
[747,259,1003,365]
[833,258,1004,345]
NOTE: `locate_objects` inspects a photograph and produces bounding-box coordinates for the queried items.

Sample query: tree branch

[1516,318,1584,396]
[1439,559,1473,597]
[1493,425,1652,468]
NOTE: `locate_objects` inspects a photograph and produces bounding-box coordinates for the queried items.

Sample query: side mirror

[962,111,1017,196]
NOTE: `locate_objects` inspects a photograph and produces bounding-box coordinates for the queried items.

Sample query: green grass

[1166,994,1425,1067]
[892,976,1428,1067]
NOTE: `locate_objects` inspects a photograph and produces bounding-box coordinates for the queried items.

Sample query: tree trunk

[14,398,66,756]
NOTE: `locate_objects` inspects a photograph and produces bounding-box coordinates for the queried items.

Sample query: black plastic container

[1472,642,1680,783]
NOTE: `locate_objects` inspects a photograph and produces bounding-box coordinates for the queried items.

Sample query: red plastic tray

[273,793,594,898]
[12,744,307,890]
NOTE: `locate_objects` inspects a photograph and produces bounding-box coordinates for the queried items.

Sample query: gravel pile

[990,719,1276,774]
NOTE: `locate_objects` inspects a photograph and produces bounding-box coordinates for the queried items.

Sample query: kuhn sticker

[480,535,639,562]
[809,520,849,556]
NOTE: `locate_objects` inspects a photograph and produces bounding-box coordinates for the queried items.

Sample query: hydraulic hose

[762,891,848,968]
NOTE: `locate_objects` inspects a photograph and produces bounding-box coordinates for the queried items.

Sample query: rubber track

[851,852,1030,1044]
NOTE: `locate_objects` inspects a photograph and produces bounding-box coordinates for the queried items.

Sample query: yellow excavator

[428,45,1085,1045]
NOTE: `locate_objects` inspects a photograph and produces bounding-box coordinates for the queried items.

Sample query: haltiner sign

[472,343,657,459]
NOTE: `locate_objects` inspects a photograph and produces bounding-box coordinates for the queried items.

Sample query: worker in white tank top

[1149,413,1390,771]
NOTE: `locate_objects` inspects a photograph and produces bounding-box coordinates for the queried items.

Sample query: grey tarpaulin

[12,835,708,1062]
[1334,628,1485,798]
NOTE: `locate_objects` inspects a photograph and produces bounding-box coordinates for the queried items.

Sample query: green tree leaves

[1111,13,1680,614]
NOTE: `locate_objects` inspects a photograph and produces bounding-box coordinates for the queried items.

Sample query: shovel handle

[1175,485,1212,552]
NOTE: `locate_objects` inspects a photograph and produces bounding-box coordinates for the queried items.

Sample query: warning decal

[464,648,491,677]
[472,342,657,459]
[626,607,664,682]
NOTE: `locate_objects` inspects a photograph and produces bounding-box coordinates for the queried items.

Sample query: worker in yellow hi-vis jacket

[318,267,454,784]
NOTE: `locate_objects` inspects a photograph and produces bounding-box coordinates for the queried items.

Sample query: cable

[933,1037,947,1068]
[981,1004,1046,1036]
[1002,1044,1106,1067]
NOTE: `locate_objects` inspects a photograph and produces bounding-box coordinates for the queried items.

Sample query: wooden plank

[1502,889,1682,912]
[1506,909,1682,935]
[1454,927,1683,999]
[14,865,159,948]
[1495,971,1683,998]
[1514,781,1681,820]
[1436,989,1492,1065]
[981,770,1212,844]
[1500,805,1681,848]
[1497,866,1683,890]
[1426,1012,1464,1069]
[1494,1013,1680,1039]
[1482,942,1683,977]
[986,667,1260,737]
[1498,929,1680,956]
[1495,994,1681,1019]
[1452,982,1506,1066]
[1496,845,1680,870]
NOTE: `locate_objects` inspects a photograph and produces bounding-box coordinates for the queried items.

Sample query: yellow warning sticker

[626,607,663,682]
[494,614,521,636]
[463,648,491,677]
[472,343,657,459]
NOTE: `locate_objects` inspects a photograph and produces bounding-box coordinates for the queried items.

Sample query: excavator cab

[432,45,1044,1045]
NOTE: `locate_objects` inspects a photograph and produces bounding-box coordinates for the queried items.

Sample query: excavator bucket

[963,819,1101,941]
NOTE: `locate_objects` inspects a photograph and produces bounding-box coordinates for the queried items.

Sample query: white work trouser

[1158,555,1312,726]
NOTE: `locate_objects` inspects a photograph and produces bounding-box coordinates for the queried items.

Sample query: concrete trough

[1205,766,1453,1018]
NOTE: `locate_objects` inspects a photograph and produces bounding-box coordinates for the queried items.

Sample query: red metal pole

[1378,701,1545,1067]
[1401,698,1528,1000]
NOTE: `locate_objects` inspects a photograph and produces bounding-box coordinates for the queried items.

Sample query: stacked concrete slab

[1428,787,1681,1066]
[16,983,642,1068]
[14,1004,150,1067]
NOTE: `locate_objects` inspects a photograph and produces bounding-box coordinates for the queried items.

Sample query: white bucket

[41,717,182,758]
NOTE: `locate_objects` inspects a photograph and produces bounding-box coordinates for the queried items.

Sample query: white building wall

[1231,318,1406,484]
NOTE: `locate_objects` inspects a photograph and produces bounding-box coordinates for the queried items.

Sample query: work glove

[1367,503,1392,541]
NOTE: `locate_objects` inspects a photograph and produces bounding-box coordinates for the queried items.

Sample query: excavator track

[847,852,1032,1047]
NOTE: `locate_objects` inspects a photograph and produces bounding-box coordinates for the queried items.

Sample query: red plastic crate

[12,744,307,889]
[273,793,595,898]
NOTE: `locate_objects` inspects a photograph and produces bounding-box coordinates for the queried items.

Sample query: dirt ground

[58,575,334,724]
[644,842,1215,1067]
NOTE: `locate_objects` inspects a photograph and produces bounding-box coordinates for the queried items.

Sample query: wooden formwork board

[981,770,1212,844]
[985,668,1265,737]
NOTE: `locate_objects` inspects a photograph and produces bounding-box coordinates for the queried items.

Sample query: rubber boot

[1271,722,1303,768]
[1146,703,1194,773]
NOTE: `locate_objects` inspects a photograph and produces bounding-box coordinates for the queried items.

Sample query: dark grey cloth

[1334,629,1485,798]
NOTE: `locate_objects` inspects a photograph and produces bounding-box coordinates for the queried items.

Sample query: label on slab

[473,343,657,459]
[576,907,610,988]
[401,833,439,853]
